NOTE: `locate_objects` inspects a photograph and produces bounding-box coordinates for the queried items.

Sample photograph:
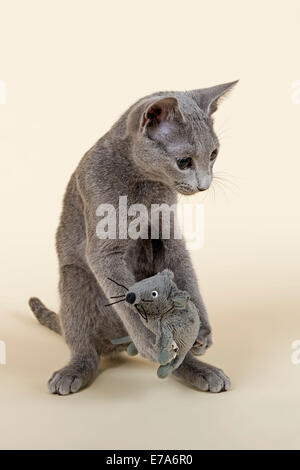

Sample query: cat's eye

[176,157,193,170]
[210,149,218,161]
[151,290,159,298]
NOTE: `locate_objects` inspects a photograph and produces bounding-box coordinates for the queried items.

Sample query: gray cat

[29,81,237,395]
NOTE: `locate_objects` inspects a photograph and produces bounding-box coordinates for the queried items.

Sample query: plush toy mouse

[110,269,200,378]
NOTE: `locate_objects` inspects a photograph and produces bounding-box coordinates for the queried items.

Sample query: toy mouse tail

[110,335,131,345]
[28,297,62,335]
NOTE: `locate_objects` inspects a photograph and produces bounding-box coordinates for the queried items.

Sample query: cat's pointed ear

[190,80,238,116]
[140,97,184,140]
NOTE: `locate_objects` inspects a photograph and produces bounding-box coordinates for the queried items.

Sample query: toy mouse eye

[151,290,159,298]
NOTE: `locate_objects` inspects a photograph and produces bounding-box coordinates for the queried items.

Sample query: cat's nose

[197,185,208,192]
[126,292,136,304]
[197,173,211,191]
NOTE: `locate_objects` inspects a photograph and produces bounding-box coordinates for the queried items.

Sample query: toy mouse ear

[161,269,174,280]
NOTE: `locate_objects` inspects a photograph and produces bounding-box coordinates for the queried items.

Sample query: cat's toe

[199,366,231,393]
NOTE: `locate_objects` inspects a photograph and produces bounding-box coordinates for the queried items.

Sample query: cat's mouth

[174,182,199,195]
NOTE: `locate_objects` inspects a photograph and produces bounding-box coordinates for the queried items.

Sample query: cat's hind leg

[48,264,103,395]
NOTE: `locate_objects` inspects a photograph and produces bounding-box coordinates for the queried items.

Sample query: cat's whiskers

[212,178,228,201]
[213,172,239,196]
[214,170,240,187]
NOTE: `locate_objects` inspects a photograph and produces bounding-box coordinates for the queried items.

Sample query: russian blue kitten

[29,81,237,395]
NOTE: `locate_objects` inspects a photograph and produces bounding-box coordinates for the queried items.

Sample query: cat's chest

[124,238,167,280]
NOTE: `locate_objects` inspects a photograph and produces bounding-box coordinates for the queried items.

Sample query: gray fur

[29,81,237,395]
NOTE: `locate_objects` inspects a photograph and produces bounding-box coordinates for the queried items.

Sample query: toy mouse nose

[126,292,136,304]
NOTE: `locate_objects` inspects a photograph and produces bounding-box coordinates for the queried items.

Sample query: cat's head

[126,81,238,195]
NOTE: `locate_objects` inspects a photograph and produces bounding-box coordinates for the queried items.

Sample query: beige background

[1,0,300,450]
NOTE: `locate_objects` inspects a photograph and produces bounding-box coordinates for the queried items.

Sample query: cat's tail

[28,297,62,334]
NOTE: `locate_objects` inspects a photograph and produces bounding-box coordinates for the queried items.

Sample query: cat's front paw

[173,356,231,393]
[192,363,231,392]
